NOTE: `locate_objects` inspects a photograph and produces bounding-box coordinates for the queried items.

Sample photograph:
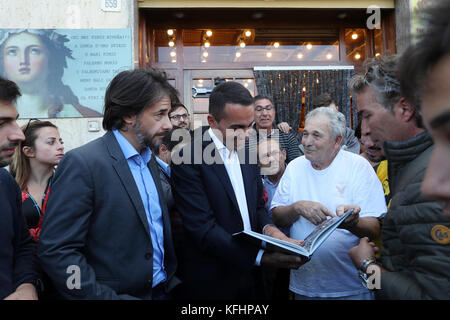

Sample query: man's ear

[159,144,168,154]
[335,134,344,147]
[207,114,217,128]
[394,97,415,122]
[123,114,137,127]
[22,146,35,158]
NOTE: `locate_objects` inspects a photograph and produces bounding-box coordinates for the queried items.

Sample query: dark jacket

[0,168,40,299]
[38,131,178,299]
[377,131,450,299]
[171,128,273,299]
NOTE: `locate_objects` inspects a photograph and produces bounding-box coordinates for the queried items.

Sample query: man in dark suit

[171,81,305,300]
[0,76,41,300]
[38,69,179,299]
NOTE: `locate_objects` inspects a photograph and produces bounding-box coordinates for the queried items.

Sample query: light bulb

[168,41,175,47]
[245,30,252,37]
[235,52,241,58]
[326,53,332,60]
[274,42,280,48]
[240,41,246,48]
[204,41,210,48]
[306,43,312,50]
[355,53,361,60]
[203,51,209,57]
[297,53,303,59]
[170,51,176,57]
[352,33,358,40]
[167,29,174,36]
[206,30,213,37]
[266,52,272,58]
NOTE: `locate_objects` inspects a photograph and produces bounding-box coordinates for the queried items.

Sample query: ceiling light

[167,29,174,36]
[239,41,246,48]
[355,53,361,60]
[245,30,252,37]
[204,41,210,48]
[306,43,312,50]
[168,41,175,47]
[235,52,241,58]
[352,33,358,40]
[203,51,209,57]
[266,52,272,58]
[273,42,280,48]
[206,30,213,37]
[297,53,303,59]
[170,51,176,57]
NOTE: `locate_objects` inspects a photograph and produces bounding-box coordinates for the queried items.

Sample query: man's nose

[9,122,25,143]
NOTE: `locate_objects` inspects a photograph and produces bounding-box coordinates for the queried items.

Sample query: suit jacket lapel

[104,131,151,240]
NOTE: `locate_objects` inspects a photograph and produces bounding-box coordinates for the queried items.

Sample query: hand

[261,251,307,269]
[294,201,335,225]
[348,237,379,269]
[336,204,361,230]
[277,122,292,134]
[4,283,38,300]
[263,225,303,246]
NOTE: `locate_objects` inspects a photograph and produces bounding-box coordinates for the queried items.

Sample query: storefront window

[345,28,367,62]
[155,29,340,64]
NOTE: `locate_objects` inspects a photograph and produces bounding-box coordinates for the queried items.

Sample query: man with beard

[38,69,180,299]
[0,76,41,300]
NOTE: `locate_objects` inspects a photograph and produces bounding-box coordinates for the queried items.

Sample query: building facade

[0,0,418,150]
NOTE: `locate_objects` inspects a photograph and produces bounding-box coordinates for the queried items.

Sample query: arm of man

[272,200,335,228]
[38,151,137,300]
[336,205,380,240]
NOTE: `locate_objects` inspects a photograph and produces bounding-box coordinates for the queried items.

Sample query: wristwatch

[358,258,377,289]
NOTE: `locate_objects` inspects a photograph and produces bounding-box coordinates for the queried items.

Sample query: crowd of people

[0,1,449,300]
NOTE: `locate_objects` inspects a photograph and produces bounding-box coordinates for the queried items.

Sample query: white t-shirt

[270,150,387,298]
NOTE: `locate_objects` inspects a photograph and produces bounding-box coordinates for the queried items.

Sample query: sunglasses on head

[23,118,42,134]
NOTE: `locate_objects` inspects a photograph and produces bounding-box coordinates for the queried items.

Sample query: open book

[232,209,353,259]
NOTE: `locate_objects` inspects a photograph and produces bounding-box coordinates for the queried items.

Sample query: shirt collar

[113,129,152,165]
[155,156,170,176]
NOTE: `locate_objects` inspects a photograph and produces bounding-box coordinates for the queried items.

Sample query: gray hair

[305,107,346,142]
[348,55,402,113]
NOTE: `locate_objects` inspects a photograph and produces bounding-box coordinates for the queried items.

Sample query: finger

[321,207,335,218]
[336,205,345,216]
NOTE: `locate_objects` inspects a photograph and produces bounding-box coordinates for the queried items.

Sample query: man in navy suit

[38,69,179,299]
[171,81,305,300]
[0,76,41,300]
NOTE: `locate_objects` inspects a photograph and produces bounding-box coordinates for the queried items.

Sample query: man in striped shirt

[247,95,301,164]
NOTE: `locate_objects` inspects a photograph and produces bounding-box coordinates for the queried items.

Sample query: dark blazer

[171,128,273,299]
[38,131,178,299]
[0,169,40,299]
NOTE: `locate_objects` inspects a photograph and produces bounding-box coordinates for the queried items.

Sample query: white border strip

[254,66,354,71]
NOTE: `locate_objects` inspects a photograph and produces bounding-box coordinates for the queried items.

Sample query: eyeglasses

[169,114,189,121]
[23,118,41,134]
[255,105,273,112]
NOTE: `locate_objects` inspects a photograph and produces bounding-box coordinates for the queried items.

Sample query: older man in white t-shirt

[271,107,386,300]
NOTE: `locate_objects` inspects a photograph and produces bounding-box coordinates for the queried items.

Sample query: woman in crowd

[9,120,64,241]
[0,29,101,117]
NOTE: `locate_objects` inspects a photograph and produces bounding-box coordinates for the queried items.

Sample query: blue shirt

[155,156,170,177]
[113,130,166,287]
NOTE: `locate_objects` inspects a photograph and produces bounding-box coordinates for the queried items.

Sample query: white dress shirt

[208,128,265,265]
